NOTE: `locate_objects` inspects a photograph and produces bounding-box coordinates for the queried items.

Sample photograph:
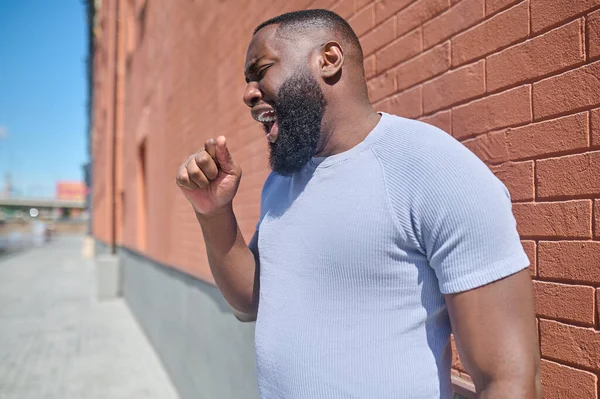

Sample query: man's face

[244,26,326,176]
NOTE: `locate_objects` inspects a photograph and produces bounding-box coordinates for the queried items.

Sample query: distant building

[0,197,86,221]
[56,181,87,201]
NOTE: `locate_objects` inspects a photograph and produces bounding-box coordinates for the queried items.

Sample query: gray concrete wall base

[93,239,111,257]
[95,254,122,300]
[119,247,259,399]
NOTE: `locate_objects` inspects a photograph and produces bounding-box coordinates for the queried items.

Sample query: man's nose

[243,82,262,107]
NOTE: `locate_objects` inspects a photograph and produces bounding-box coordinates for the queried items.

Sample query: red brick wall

[91,0,124,248]
[91,0,600,396]
[91,0,114,245]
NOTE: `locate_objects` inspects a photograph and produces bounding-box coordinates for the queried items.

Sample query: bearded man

[176,9,541,399]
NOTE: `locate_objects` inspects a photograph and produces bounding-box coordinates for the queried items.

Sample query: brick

[375,0,414,24]
[531,0,600,33]
[420,109,451,133]
[396,0,450,37]
[396,42,450,91]
[450,334,466,372]
[373,100,387,114]
[506,112,589,161]
[367,69,396,102]
[360,16,395,56]
[593,108,600,147]
[374,85,422,118]
[356,0,374,8]
[597,288,600,327]
[521,240,536,276]
[540,319,600,372]
[310,0,338,8]
[485,0,520,16]
[457,372,473,385]
[540,359,598,399]
[462,130,508,163]
[533,62,600,120]
[452,85,532,139]
[537,151,600,199]
[512,200,592,239]
[486,19,585,92]
[331,0,355,19]
[348,3,374,36]
[538,241,600,283]
[422,60,485,113]
[422,0,484,49]
[364,54,376,79]
[489,161,533,201]
[376,28,422,73]
[452,1,529,67]
[594,200,600,238]
[533,281,595,326]
[589,9,600,60]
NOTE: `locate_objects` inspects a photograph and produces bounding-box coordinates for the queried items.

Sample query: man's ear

[319,41,344,79]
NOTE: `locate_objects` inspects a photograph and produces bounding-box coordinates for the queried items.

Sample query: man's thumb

[215,136,237,174]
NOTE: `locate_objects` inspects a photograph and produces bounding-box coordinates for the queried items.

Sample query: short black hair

[254,9,363,59]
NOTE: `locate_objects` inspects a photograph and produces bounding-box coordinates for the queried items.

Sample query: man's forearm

[479,375,542,399]
[196,205,258,317]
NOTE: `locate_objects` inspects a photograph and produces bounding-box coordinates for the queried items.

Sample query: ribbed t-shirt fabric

[254,112,529,398]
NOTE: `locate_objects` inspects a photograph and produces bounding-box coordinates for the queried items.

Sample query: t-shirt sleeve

[408,136,530,295]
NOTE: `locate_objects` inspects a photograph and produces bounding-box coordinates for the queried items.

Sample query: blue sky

[0,1,88,198]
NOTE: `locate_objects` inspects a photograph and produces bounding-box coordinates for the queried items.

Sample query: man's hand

[175,136,258,319]
[176,136,242,216]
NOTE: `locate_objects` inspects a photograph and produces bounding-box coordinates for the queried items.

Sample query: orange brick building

[89,0,600,397]
[56,181,87,201]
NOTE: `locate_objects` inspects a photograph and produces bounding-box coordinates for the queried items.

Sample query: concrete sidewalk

[0,236,179,399]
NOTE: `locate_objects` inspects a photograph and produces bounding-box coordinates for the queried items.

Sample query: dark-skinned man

[176,9,541,399]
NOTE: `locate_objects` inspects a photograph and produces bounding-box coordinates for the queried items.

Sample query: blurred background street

[0,236,178,399]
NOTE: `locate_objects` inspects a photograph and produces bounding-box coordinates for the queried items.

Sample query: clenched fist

[176,136,242,216]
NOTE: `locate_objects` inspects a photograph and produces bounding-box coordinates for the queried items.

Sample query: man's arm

[176,136,259,322]
[394,124,542,396]
[446,269,542,398]
[197,210,259,322]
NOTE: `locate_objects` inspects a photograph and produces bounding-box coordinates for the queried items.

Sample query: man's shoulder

[373,113,471,170]
[374,113,501,196]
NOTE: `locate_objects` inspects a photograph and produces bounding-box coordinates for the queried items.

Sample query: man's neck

[316,103,381,157]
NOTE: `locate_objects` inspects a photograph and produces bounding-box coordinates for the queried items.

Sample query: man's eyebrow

[244,55,265,81]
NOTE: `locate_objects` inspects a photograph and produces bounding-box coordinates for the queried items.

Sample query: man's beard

[269,70,326,176]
